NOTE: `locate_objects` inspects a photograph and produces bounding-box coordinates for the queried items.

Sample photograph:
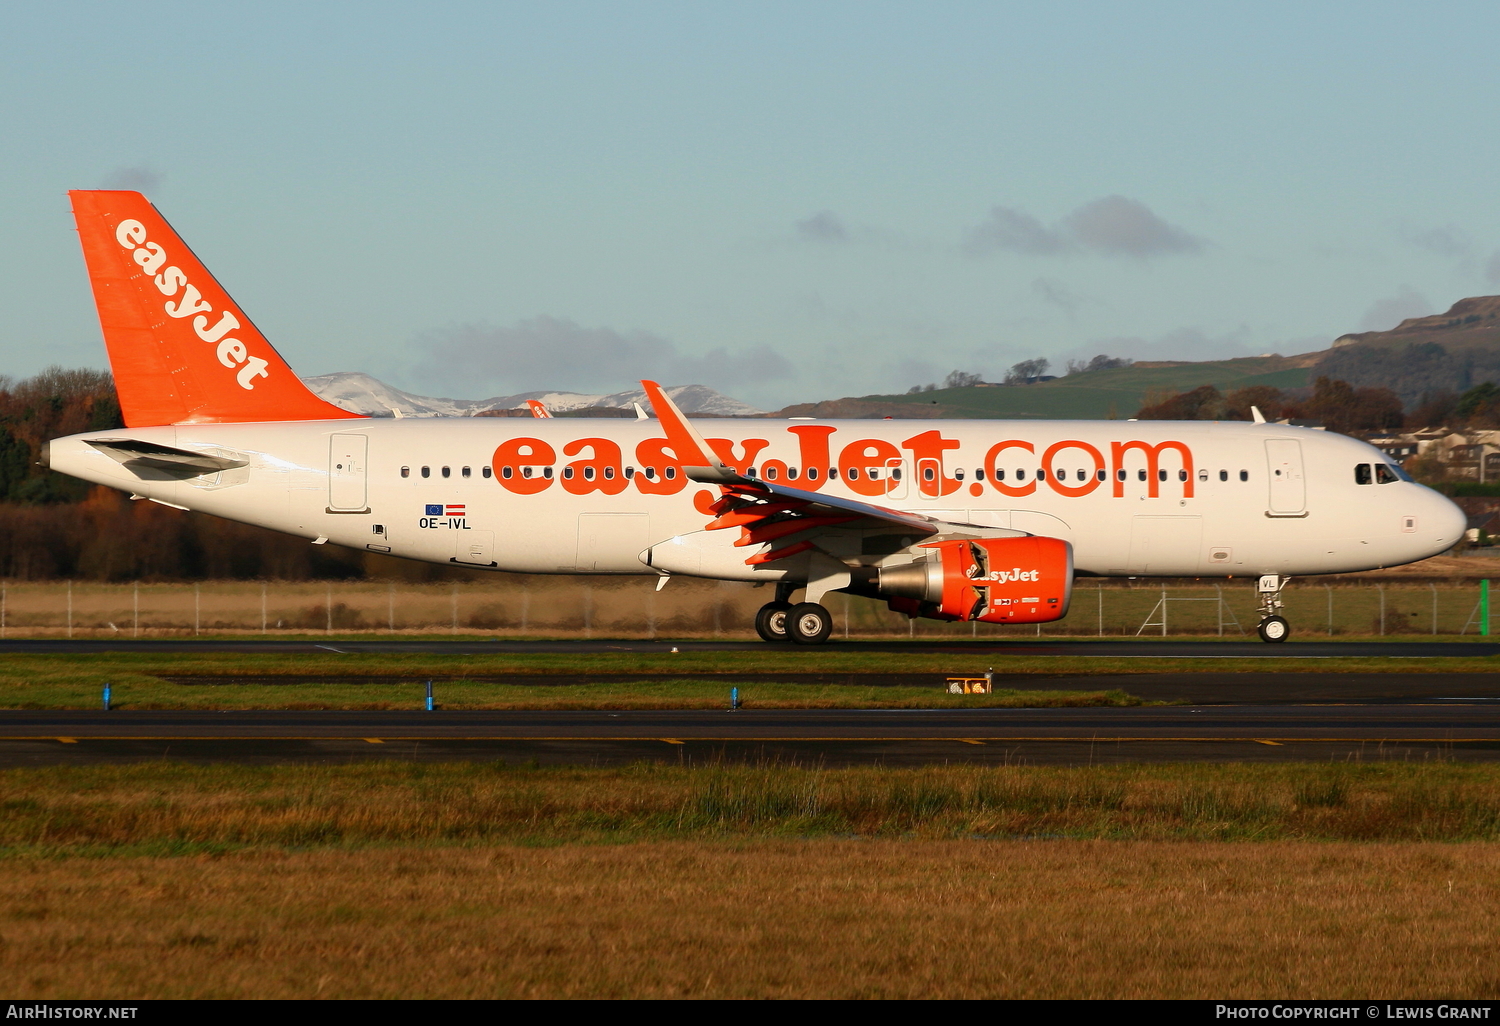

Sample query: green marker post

[1484,580,1491,637]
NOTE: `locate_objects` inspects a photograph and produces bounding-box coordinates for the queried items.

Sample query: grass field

[4,647,1500,709]
[4,761,1500,998]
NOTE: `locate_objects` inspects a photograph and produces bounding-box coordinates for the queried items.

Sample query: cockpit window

[1355,463,1372,485]
[1374,464,1398,485]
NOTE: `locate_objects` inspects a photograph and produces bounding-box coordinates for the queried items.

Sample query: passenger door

[328,434,368,512]
[1264,439,1307,516]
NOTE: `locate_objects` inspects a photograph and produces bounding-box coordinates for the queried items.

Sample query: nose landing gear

[1256,575,1290,643]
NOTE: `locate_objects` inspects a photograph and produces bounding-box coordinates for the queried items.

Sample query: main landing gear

[1256,575,1291,643]
[755,585,834,645]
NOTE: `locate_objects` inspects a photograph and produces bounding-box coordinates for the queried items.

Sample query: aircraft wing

[639,379,945,565]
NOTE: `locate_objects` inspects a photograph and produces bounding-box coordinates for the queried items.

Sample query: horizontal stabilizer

[87,437,248,476]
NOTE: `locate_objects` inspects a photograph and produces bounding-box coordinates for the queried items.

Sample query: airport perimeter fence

[1,577,1499,639]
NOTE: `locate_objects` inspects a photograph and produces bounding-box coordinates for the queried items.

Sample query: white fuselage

[47,417,1465,581]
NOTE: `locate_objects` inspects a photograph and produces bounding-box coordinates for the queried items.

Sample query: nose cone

[1420,488,1467,559]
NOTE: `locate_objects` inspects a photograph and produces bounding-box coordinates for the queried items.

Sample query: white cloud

[100,166,164,194]
[1358,286,1432,332]
[795,210,849,242]
[964,195,1205,260]
[410,316,794,399]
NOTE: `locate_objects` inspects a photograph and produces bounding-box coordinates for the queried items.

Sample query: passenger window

[603,467,614,480]
[974,468,984,481]
[644,467,656,479]
[501,466,513,479]
[482,466,492,479]
[847,467,859,480]
[787,467,798,480]
[829,467,839,479]
[765,466,778,480]
[1355,464,1372,484]
[870,468,881,480]
[1137,469,1146,481]
[400,466,410,478]
[665,467,678,480]
[1158,469,1168,482]
[441,466,451,478]
[543,467,554,479]
[1178,470,1187,482]
[421,466,430,478]
[1116,469,1126,482]
[563,467,575,480]
[521,466,532,478]
[1219,470,1227,482]
[1198,469,1208,482]
[923,466,936,482]
[1016,469,1026,481]
[1375,464,1397,485]
[995,468,1005,480]
[461,466,471,478]
[624,466,635,479]
[806,467,819,481]
[892,467,902,481]
[1096,469,1106,481]
[584,467,596,481]
[954,468,964,481]
[1239,470,1248,481]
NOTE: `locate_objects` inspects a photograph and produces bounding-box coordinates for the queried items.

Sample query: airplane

[44,190,1468,644]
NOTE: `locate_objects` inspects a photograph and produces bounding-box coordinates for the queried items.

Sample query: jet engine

[868,536,1073,624]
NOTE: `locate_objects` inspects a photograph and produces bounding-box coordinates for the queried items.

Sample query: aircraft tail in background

[69,190,363,427]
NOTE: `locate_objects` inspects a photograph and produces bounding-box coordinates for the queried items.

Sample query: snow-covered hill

[302,372,763,418]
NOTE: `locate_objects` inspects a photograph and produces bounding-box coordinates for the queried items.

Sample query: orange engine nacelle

[877,536,1073,624]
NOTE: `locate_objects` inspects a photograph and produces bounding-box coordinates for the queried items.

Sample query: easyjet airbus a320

[46,191,1466,643]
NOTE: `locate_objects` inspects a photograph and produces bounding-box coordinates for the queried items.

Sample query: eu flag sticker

[425,504,443,516]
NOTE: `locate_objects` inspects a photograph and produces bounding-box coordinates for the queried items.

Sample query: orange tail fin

[69,190,363,427]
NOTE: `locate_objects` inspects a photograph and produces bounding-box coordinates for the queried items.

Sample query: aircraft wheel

[1257,615,1290,643]
[755,601,793,643]
[787,602,833,645]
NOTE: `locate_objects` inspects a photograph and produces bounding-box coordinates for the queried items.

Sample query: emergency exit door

[329,434,368,511]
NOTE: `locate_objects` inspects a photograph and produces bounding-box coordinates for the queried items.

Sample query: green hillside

[866,356,1312,420]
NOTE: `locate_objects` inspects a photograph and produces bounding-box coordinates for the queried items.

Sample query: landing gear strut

[1255,575,1290,643]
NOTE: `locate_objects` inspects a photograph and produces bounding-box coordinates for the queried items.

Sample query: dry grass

[4,840,1500,998]
[5,761,1500,851]
[7,763,1500,998]
[4,576,1497,639]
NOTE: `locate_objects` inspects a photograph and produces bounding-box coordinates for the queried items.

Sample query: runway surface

[7,704,1500,767]
[3,638,1499,657]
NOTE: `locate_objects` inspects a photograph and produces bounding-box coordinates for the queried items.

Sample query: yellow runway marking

[1254,740,1284,746]
[362,738,384,744]
[661,738,685,745]
[56,738,76,744]
[957,739,986,745]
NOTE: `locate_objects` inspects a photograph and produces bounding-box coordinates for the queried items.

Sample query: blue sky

[2,1,1497,409]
